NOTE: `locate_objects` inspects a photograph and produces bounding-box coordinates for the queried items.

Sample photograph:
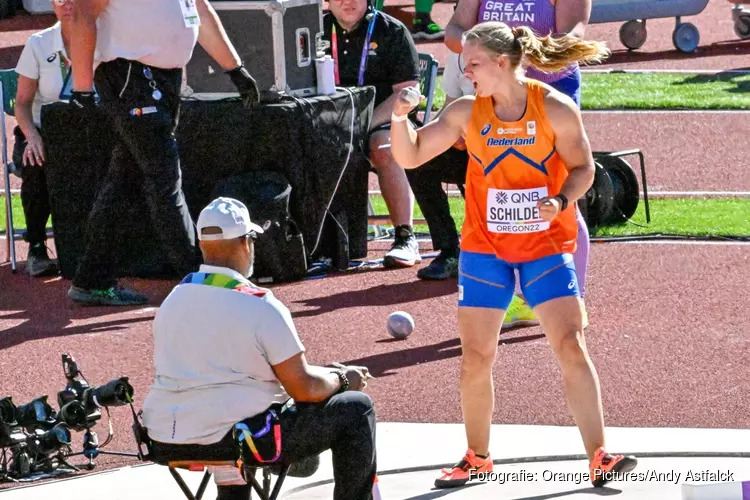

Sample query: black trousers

[72,58,197,290]
[12,126,50,246]
[405,146,468,255]
[150,392,377,500]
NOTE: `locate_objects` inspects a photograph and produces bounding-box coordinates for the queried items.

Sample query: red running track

[0,239,749,484]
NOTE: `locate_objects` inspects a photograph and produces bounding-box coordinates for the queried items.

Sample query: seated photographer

[141,197,377,500]
[323,0,422,268]
[12,0,77,277]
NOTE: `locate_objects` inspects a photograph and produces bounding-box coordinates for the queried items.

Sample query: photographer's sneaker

[68,285,149,306]
[435,449,492,488]
[26,243,58,277]
[383,225,421,268]
[417,251,458,280]
[590,447,638,487]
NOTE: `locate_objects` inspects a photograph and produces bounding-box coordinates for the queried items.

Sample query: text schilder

[486,187,549,234]
[468,469,735,484]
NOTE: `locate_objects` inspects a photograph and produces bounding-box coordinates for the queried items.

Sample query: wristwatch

[332,369,349,393]
[555,194,569,211]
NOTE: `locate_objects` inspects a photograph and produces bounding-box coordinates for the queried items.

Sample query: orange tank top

[461,80,578,263]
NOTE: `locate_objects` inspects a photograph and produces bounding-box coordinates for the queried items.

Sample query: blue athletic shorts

[457,251,580,310]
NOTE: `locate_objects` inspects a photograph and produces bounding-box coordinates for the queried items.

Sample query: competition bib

[179,0,201,27]
[487,187,549,234]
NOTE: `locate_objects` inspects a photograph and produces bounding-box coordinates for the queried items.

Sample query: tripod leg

[58,455,80,472]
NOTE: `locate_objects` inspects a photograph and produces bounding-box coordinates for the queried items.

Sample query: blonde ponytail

[512,25,610,72]
[463,22,610,73]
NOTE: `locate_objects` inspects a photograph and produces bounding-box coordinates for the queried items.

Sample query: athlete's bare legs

[533,295,603,460]
[457,305,505,456]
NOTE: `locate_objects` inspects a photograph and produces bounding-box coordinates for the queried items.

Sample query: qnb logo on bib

[480,1,535,23]
[486,187,549,234]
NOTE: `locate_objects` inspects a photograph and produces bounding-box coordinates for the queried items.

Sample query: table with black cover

[41,87,375,280]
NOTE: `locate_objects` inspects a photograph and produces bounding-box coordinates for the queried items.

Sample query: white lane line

[368,190,750,197]
[582,109,750,114]
[594,240,750,246]
[581,69,750,74]
[644,191,750,197]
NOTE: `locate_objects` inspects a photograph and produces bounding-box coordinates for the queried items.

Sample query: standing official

[68,0,259,306]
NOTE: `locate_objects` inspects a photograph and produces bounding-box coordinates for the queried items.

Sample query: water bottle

[315,55,336,95]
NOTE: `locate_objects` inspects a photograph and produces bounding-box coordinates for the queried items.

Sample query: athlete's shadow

[342,332,545,377]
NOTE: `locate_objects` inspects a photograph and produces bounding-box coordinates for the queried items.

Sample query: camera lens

[58,400,88,429]
[28,423,71,455]
[88,378,134,408]
[57,388,78,409]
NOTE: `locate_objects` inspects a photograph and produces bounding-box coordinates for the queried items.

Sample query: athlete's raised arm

[389,89,474,170]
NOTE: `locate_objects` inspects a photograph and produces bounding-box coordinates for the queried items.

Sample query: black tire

[596,154,640,224]
[735,13,750,39]
[584,162,615,229]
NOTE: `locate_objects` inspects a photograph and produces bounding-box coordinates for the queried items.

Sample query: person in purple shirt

[444,0,593,328]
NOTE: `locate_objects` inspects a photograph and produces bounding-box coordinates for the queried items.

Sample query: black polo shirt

[322,10,419,108]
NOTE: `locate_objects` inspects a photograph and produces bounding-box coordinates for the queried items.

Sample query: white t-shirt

[14,22,70,128]
[441,51,475,100]
[141,265,306,445]
[95,0,200,69]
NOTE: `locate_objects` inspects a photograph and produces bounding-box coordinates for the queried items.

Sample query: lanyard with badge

[331,11,377,86]
[58,51,73,100]
[178,0,201,27]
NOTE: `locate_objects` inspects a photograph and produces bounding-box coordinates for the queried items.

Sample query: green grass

[1,195,26,230]
[3,194,747,241]
[580,72,750,110]
[590,198,750,238]
[0,195,51,233]
[370,195,750,238]
[422,71,750,112]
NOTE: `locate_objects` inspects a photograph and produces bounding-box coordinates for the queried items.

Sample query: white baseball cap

[196,197,264,241]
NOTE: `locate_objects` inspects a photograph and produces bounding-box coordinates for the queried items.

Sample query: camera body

[0,395,73,479]
[56,354,134,432]
[0,354,135,481]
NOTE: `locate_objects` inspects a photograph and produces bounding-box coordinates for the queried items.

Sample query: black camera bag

[211,171,307,283]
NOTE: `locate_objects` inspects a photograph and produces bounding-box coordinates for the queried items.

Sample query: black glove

[227,64,260,107]
[70,90,97,110]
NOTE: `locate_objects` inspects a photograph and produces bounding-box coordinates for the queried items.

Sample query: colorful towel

[180,272,267,297]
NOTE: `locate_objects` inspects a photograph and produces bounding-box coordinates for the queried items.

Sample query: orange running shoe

[434,449,493,489]
[589,447,638,487]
